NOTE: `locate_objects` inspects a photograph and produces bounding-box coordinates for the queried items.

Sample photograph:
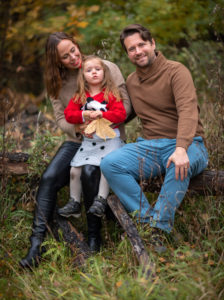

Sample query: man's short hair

[120,24,153,52]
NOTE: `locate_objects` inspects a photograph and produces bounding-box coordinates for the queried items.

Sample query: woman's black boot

[81,165,102,252]
[19,195,54,269]
[19,235,45,268]
[19,142,80,268]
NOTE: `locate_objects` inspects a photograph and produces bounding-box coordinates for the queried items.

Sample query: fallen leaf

[116,281,122,288]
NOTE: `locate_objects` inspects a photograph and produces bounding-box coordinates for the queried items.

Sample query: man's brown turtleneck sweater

[126,51,204,150]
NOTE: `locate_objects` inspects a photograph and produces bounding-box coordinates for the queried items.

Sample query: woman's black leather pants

[19,141,101,268]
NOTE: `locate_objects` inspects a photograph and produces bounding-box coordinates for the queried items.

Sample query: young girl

[57,55,126,218]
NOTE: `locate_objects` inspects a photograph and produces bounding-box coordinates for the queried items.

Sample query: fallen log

[107,195,156,278]
[142,170,224,195]
[2,152,223,195]
[50,212,91,265]
[0,152,29,175]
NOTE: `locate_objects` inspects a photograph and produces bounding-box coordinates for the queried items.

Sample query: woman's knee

[41,167,57,185]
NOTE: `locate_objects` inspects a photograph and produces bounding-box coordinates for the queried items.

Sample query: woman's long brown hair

[45,32,81,99]
[74,55,121,105]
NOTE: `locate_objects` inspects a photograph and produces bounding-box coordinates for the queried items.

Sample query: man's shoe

[57,198,81,218]
[88,196,107,217]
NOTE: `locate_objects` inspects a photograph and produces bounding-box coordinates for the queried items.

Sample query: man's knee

[100,152,116,175]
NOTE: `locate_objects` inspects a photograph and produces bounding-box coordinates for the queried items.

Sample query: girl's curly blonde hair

[73,55,121,104]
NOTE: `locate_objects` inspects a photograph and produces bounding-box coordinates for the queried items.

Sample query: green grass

[1,40,223,300]
[0,185,223,299]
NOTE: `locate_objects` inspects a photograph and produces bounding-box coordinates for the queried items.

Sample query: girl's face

[57,39,81,69]
[83,59,104,87]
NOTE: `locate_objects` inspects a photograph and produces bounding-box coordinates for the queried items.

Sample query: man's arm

[167,63,199,180]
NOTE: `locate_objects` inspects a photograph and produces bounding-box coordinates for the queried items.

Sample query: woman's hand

[75,123,87,133]
[75,121,93,138]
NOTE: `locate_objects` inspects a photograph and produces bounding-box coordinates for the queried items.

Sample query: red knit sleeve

[102,94,126,123]
[64,98,83,124]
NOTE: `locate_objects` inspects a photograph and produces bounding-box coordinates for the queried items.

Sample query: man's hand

[166,147,190,181]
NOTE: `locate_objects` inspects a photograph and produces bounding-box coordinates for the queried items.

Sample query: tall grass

[0,41,224,299]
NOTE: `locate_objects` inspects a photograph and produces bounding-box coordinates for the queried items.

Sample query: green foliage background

[1,0,223,93]
[0,1,224,299]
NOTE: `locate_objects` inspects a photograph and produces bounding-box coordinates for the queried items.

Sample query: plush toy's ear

[87,97,94,103]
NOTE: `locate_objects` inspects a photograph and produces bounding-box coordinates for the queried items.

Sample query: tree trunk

[50,212,91,266]
[107,195,156,278]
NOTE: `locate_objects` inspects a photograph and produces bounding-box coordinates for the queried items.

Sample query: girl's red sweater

[64,91,126,125]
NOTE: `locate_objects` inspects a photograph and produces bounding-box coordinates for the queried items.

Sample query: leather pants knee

[32,141,81,237]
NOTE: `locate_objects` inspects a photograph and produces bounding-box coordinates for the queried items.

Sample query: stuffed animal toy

[81,97,107,112]
[83,97,116,140]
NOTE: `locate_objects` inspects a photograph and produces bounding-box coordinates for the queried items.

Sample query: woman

[19,32,131,268]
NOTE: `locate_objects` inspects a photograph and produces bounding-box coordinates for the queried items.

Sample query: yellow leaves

[158,257,166,263]
[208,260,215,266]
[97,20,103,25]
[66,5,89,29]
[48,16,68,31]
[77,21,88,29]
[84,118,116,140]
[27,5,41,19]
[88,5,100,13]
[115,281,122,287]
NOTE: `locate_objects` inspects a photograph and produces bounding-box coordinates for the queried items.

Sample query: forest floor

[0,100,224,300]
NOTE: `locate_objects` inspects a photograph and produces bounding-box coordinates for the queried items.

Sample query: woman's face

[57,39,82,70]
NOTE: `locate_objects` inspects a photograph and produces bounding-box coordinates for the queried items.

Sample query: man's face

[124,33,156,68]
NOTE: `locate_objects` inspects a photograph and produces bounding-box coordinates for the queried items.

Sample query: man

[101,24,208,246]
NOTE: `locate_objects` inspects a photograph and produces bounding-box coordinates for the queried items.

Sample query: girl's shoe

[88,196,107,217]
[57,198,81,218]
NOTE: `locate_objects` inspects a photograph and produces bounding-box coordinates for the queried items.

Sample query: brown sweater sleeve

[103,60,132,118]
[171,63,199,149]
[50,97,77,139]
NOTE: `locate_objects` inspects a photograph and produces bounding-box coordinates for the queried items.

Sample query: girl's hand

[83,110,92,120]
[89,110,103,120]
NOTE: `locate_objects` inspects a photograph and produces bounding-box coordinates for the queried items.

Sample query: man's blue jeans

[101,137,208,233]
